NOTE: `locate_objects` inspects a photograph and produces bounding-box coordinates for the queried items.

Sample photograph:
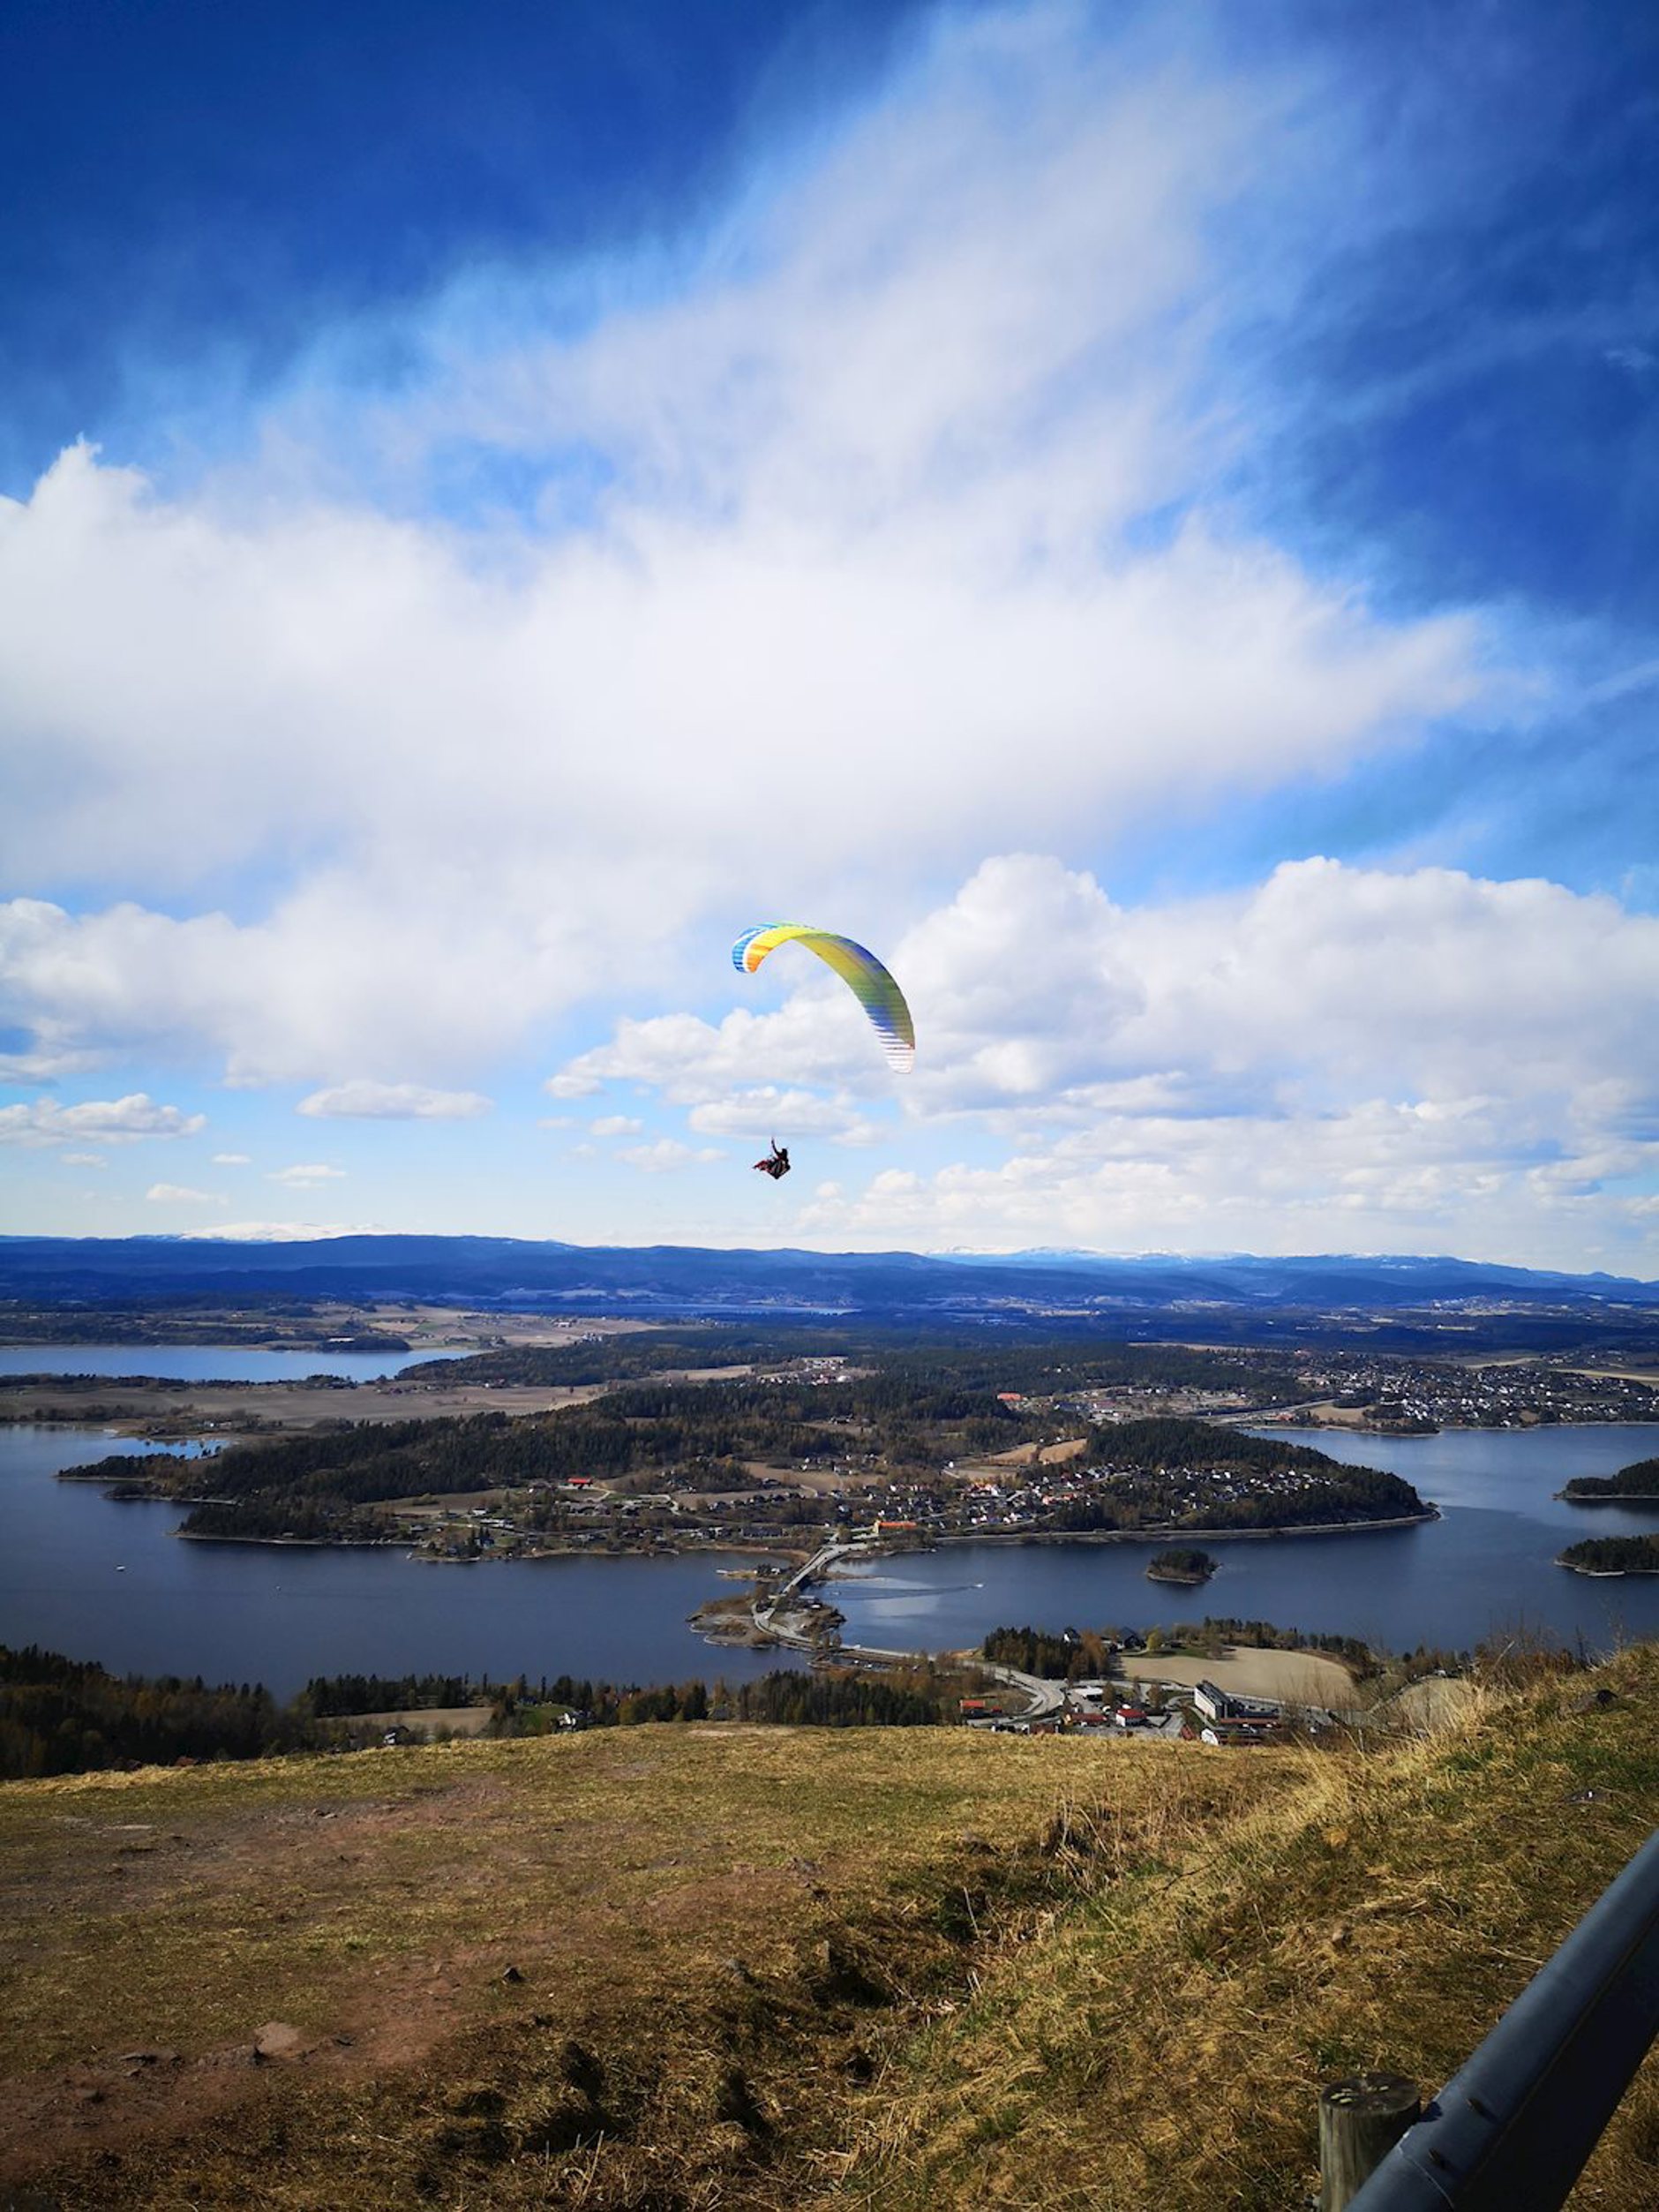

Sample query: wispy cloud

[617,1140,724,1174]
[188,1220,375,1241]
[297,1080,491,1120]
[0,1093,205,1146]
[267,1162,346,1188]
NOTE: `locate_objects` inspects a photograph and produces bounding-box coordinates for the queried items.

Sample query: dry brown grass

[0,1725,1270,2208]
[4,1659,1658,2209]
[830,1655,1659,2211]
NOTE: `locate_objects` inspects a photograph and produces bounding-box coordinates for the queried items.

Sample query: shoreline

[151,1512,1439,1557]
[932,1509,1439,1547]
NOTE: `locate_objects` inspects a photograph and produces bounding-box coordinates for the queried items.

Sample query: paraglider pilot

[753,1140,791,1179]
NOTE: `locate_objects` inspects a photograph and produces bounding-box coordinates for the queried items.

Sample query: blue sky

[2,0,1656,1268]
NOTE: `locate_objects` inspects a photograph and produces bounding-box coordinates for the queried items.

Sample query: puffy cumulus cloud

[589,1114,643,1138]
[146,1183,221,1206]
[0,7,1483,1095]
[211,1152,250,1165]
[0,1093,206,1147]
[617,1140,725,1174]
[556,853,1659,1266]
[881,854,1659,1125]
[0,879,664,1089]
[267,1162,346,1187]
[297,1080,492,1120]
[551,999,910,1108]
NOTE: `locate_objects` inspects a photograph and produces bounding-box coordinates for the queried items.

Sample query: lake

[0,1345,453,1383]
[829,1423,1659,1661]
[0,1424,800,1699]
[6,1405,1659,1700]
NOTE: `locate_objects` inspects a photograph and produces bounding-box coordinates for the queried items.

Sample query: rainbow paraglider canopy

[731,923,915,1073]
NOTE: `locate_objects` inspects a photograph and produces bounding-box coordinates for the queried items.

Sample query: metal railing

[1337,1826,1659,2209]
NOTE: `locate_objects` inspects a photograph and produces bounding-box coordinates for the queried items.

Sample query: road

[750,1539,1069,1722]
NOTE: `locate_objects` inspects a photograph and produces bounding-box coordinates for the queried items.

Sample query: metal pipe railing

[1343,1826,1659,2210]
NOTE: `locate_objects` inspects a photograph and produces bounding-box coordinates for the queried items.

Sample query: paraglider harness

[754,1140,791,1180]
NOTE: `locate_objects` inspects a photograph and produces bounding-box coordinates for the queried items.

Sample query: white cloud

[687,1087,880,1146]
[297,1080,492,1120]
[186,1220,377,1241]
[146,1182,221,1206]
[616,1140,725,1174]
[267,1162,347,1187]
[0,9,1483,1094]
[557,851,1659,1267]
[0,1043,102,1082]
[0,1093,206,1147]
[589,1114,643,1137]
[211,1151,251,1165]
[58,1151,106,1167]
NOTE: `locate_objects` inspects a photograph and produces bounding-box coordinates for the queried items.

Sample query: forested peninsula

[55,1349,1429,1555]
[1560,1456,1659,1502]
[1557,1536,1659,1576]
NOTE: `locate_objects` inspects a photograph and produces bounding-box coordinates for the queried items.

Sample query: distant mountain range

[2,1235,1656,1351]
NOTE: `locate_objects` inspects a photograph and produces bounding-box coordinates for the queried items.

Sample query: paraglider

[730,923,914,1073]
[753,1140,791,1180]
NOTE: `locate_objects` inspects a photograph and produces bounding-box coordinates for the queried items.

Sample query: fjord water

[0,1424,800,1700]
[6,1403,1659,1697]
[0,1345,451,1383]
[830,1424,1659,1660]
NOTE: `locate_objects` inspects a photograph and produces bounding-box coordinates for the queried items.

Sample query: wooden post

[1319,2071,1421,2211]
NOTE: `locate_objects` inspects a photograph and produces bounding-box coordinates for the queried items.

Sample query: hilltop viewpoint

[4,1646,1659,2208]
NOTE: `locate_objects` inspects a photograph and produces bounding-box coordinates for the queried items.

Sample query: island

[1557,1535,1659,1577]
[1145,1546,1218,1587]
[1559,1456,1659,1503]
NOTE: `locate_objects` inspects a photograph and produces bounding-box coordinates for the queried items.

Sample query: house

[1193,1679,1243,1723]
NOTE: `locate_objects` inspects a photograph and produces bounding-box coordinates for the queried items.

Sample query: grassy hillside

[3,1656,1658,2208]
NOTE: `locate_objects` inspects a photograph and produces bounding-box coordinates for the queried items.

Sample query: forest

[494,1663,966,1730]
[1145,1547,1218,1580]
[1561,1456,1659,1500]
[0,1644,317,1777]
[1557,1535,1659,1574]
[415,1331,1305,1398]
[982,1616,1385,1679]
[0,1646,970,1778]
